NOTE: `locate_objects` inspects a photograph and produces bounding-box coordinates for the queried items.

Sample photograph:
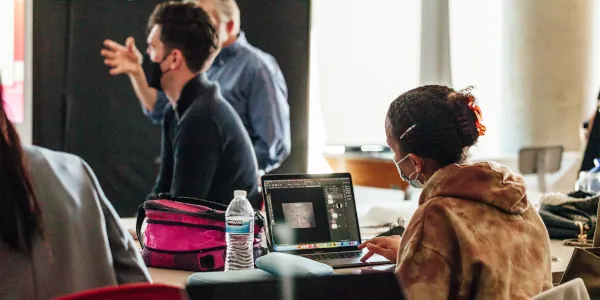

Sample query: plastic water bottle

[590,173,600,193]
[576,171,590,192]
[589,159,600,193]
[225,190,255,271]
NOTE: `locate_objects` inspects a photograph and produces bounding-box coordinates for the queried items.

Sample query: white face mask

[393,154,424,189]
[392,124,425,189]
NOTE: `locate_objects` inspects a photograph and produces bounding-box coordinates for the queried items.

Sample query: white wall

[501,0,598,154]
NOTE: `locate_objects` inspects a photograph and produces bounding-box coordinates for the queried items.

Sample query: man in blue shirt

[101,0,291,174]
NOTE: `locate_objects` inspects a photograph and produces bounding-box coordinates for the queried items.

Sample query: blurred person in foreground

[0,74,149,300]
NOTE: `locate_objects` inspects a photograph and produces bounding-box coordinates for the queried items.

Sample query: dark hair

[0,74,43,254]
[147,1,218,72]
[387,85,483,166]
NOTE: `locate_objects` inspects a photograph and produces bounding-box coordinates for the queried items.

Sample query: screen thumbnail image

[282,202,317,229]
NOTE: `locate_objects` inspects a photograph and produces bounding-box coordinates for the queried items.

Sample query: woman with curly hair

[360,85,552,299]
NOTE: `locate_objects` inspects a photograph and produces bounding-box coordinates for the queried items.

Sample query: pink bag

[135,194,265,272]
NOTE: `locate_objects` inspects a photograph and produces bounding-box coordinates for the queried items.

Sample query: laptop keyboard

[304,251,362,261]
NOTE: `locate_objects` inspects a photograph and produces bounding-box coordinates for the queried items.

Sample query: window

[0,0,25,123]
[311,0,422,147]
[449,0,503,155]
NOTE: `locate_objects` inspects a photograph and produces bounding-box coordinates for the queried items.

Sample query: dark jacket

[152,75,260,208]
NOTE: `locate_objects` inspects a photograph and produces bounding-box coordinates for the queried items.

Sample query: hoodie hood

[419,161,528,215]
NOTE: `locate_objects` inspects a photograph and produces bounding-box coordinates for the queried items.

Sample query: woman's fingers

[366,243,397,262]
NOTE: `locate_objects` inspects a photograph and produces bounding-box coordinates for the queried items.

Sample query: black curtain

[33,0,311,216]
[581,97,600,172]
[34,0,163,217]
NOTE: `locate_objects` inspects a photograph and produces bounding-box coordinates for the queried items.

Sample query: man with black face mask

[101,0,290,175]
[145,53,171,91]
[102,2,261,208]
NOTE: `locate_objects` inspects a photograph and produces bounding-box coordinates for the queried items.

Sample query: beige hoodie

[396,162,553,299]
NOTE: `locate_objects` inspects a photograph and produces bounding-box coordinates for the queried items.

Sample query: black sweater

[151,75,260,208]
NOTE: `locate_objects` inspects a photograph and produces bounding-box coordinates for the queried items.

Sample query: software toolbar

[264,178,351,189]
[274,241,359,251]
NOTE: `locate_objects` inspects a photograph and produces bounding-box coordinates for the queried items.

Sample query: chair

[531,278,590,300]
[53,283,186,300]
[518,146,564,193]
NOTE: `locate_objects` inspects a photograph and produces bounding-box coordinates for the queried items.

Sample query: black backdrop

[32,0,310,217]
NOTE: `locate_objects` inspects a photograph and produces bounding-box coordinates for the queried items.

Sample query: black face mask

[145,61,164,91]
[143,53,171,91]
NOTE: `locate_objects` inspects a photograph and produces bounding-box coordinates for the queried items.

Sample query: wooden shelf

[324,154,408,191]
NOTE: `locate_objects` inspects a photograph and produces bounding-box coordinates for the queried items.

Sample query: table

[123,186,576,288]
[143,240,574,288]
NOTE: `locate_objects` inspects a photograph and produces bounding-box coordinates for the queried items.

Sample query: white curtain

[311,0,502,154]
[420,0,452,87]
[448,0,504,155]
[311,0,422,146]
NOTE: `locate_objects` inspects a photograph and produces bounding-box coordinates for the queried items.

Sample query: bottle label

[226,217,253,234]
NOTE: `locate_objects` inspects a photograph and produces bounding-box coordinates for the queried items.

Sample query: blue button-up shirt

[146,32,291,172]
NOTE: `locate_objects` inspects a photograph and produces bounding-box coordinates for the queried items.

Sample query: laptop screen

[262,174,361,253]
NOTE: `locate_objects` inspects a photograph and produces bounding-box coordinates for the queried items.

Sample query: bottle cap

[234,190,247,197]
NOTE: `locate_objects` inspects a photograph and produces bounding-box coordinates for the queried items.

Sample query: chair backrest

[518,146,564,193]
[54,283,186,300]
[531,278,590,300]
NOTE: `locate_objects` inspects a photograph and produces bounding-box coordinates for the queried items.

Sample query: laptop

[261,173,393,268]
[187,272,405,300]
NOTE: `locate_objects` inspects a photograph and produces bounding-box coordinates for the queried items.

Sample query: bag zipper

[143,240,262,255]
[147,219,225,231]
[146,219,263,237]
[144,201,225,221]
[147,194,265,227]
[144,245,227,254]
[154,193,228,211]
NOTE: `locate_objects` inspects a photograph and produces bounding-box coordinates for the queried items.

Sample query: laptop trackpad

[317,251,394,269]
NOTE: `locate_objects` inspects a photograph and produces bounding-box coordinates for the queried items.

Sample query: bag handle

[136,203,147,249]
[255,210,273,251]
[155,193,228,211]
[594,199,600,247]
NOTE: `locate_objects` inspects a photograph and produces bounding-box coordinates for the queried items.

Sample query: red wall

[14,0,25,61]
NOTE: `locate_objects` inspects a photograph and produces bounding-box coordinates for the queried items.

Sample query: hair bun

[455,114,477,147]
[449,88,481,148]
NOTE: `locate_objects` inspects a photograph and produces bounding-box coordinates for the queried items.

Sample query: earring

[408,172,420,181]
[409,172,428,185]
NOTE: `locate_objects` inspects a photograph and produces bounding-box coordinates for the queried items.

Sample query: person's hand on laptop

[358,236,401,263]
